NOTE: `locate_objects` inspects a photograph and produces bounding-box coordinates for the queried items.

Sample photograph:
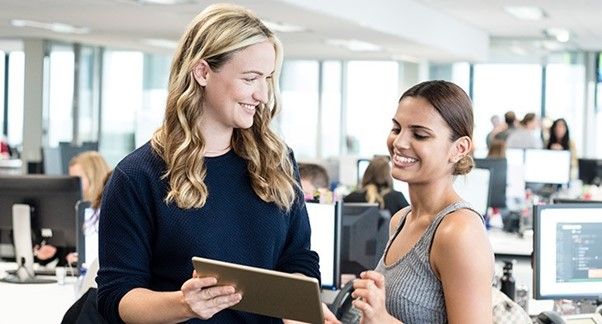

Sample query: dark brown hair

[399,80,474,175]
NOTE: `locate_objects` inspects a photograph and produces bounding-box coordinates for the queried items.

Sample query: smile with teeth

[393,154,418,166]
[240,103,256,113]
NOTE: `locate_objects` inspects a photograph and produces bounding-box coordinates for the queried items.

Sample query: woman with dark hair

[547,118,577,167]
[329,81,494,324]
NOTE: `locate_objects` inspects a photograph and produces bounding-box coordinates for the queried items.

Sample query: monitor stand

[0,204,55,284]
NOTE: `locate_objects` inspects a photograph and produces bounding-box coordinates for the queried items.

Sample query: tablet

[191,256,324,323]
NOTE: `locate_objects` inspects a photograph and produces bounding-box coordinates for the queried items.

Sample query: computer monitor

[305,202,341,290]
[58,141,99,175]
[340,203,388,276]
[505,148,526,200]
[0,175,82,283]
[578,158,602,186]
[524,149,571,185]
[356,159,370,185]
[533,203,602,300]
[474,158,507,208]
[453,168,491,216]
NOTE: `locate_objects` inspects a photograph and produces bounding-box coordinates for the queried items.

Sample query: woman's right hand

[181,271,242,320]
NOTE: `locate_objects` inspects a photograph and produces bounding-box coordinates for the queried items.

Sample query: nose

[393,129,411,150]
[253,79,269,104]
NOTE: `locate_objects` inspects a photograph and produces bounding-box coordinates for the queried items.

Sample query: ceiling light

[128,0,196,4]
[261,20,306,33]
[325,39,381,52]
[504,6,546,20]
[141,38,179,49]
[391,54,420,63]
[11,19,89,34]
[544,28,570,43]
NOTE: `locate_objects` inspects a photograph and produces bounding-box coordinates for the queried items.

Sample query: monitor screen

[578,159,602,186]
[505,148,526,199]
[0,176,82,258]
[474,158,507,208]
[533,203,602,300]
[524,149,571,185]
[305,202,341,290]
[453,168,491,216]
[356,159,370,185]
[340,203,388,276]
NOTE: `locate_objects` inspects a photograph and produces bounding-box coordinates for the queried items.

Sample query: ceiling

[0,0,600,62]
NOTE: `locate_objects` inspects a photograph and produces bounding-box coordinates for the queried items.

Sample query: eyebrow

[242,70,274,76]
[391,118,433,132]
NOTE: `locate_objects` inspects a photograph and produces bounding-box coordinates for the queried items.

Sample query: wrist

[178,291,196,320]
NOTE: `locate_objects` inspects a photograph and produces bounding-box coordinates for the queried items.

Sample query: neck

[199,116,234,157]
[407,177,460,221]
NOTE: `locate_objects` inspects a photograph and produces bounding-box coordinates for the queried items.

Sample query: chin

[237,120,254,129]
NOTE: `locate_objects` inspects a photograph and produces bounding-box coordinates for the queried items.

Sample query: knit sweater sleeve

[97,165,154,324]
[274,151,320,282]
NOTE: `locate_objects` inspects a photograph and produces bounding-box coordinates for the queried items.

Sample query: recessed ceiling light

[544,28,571,43]
[262,20,306,33]
[141,38,179,49]
[11,19,90,34]
[504,6,546,20]
[128,0,196,4]
[325,39,381,52]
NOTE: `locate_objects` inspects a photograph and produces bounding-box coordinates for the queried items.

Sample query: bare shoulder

[435,209,488,243]
[389,208,407,237]
[431,208,493,269]
[432,208,494,323]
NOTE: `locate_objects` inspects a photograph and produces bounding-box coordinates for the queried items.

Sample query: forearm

[119,288,194,323]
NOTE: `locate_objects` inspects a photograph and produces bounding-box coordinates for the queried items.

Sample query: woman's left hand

[352,271,399,324]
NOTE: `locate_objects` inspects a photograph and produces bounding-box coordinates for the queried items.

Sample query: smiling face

[387,96,464,184]
[197,41,275,131]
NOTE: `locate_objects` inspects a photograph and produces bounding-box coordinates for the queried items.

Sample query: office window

[136,53,169,147]
[100,50,143,166]
[320,61,342,158]
[7,51,24,146]
[346,61,398,157]
[280,60,320,159]
[77,46,101,144]
[47,43,74,147]
[472,64,542,151]
[452,62,471,95]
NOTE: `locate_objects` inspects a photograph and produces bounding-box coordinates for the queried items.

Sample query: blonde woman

[34,151,110,267]
[96,4,335,324]
[344,156,408,218]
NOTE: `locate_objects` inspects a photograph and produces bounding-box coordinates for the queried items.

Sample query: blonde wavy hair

[151,4,296,210]
[69,151,111,208]
[361,156,393,209]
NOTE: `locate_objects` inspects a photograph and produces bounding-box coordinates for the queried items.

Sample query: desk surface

[488,228,532,256]
[0,263,77,323]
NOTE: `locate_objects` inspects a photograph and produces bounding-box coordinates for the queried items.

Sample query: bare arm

[430,210,494,324]
[119,276,241,323]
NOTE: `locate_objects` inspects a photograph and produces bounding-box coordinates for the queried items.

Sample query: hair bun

[453,155,474,175]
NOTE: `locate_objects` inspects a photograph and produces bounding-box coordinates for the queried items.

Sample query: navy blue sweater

[97,143,319,323]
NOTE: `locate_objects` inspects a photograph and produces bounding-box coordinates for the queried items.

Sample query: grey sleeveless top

[374,201,483,324]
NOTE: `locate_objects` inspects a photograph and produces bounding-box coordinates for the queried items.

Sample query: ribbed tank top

[374,201,483,324]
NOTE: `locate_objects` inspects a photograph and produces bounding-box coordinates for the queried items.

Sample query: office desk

[488,228,532,257]
[0,263,77,323]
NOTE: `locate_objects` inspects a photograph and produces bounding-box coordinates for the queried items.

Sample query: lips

[240,103,256,114]
[392,153,418,168]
